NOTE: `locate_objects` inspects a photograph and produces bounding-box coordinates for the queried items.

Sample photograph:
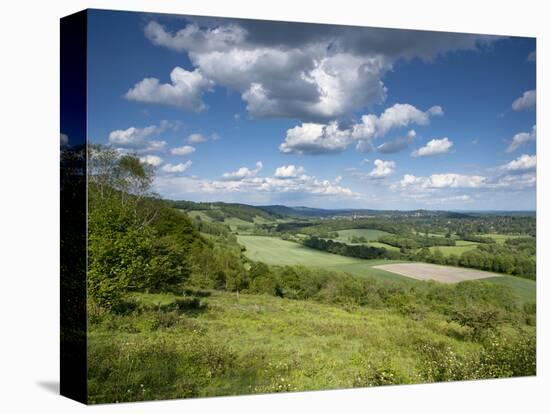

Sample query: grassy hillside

[88,290,534,403]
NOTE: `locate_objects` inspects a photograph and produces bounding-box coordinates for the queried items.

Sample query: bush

[182,288,212,297]
[150,311,181,330]
[448,307,502,341]
[417,341,472,382]
[354,359,406,387]
[157,297,207,314]
[476,331,536,378]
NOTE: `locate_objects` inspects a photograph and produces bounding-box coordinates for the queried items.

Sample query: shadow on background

[37,381,60,395]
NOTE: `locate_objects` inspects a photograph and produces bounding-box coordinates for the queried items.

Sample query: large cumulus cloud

[128,19,497,122]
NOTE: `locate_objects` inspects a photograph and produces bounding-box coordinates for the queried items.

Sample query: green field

[483,276,536,304]
[224,216,255,231]
[369,241,400,251]
[335,228,392,243]
[429,243,479,256]
[88,290,483,403]
[479,233,526,244]
[237,235,408,282]
[186,210,214,222]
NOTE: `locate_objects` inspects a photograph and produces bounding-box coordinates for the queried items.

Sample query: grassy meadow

[88,286,535,403]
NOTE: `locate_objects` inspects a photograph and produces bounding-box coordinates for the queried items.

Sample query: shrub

[476,331,536,378]
[417,341,472,382]
[182,288,212,297]
[354,360,406,387]
[448,307,502,341]
[150,311,181,330]
[170,297,207,313]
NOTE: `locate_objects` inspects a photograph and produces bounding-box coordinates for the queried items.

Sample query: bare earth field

[372,262,502,284]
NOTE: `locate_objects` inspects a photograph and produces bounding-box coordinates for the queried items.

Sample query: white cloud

[395,167,536,194]
[279,103,441,155]
[495,172,536,188]
[368,159,396,178]
[356,140,374,153]
[506,125,536,153]
[399,173,487,189]
[512,89,536,111]
[187,133,208,143]
[279,122,351,154]
[161,161,192,174]
[170,145,196,156]
[139,155,163,167]
[274,165,306,178]
[142,19,489,121]
[411,137,453,157]
[222,161,263,181]
[60,133,69,146]
[108,125,158,147]
[353,104,442,140]
[126,67,214,112]
[107,121,176,152]
[154,171,357,200]
[499,154,536,172]
[141,140,167,153]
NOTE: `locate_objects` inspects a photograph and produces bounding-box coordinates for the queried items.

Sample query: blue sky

[85,9,536,210]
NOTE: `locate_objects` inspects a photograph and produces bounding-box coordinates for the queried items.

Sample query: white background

[0,0,547,412]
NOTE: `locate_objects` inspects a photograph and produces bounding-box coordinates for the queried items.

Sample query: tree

[449,307,502,341]
[87,146,191,307]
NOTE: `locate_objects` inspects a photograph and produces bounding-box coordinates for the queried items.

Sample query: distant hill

[167,199,479,221]
[257,205,473,219]
[167,200,281,222]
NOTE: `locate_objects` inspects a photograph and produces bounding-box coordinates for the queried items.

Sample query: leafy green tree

[87,146,192,307]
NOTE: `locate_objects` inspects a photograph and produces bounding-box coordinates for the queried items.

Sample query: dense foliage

[413,243,536,280]
[303,236,400,260]
[378,234,456,249]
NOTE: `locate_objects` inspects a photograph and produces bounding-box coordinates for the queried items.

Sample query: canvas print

[60,9,536,404]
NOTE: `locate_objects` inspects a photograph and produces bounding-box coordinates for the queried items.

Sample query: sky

[83,9,536,210]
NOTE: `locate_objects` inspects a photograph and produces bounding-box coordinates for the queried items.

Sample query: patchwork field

[373,262,502,284]
[237,235,535,300]
[237,235,408,282]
